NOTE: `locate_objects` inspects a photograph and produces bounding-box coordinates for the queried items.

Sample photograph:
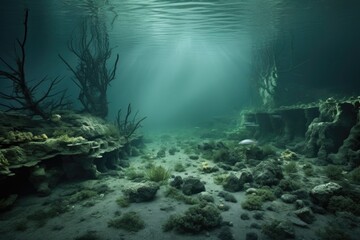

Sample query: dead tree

[0,9,68,119]
[116,104,146,140]
[59,18,119,119]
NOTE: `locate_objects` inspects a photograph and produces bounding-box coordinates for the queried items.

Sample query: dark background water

[0,0,360,128]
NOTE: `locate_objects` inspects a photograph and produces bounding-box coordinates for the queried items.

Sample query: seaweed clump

[108,211,145,232]
[145,165,171,183]
[163,203,222,233]
[241,188,275,211]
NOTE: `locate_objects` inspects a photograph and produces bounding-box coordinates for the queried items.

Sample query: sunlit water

[0,0,359,129]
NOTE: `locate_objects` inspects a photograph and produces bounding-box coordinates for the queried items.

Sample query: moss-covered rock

[108,211,145,232]
[163,203,222,233]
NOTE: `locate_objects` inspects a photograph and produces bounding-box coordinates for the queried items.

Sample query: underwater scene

[1,0,360,239]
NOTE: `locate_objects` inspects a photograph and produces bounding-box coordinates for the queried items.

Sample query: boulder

[182,177,205,195]
[123,182,159,202]
[310,182,342,206]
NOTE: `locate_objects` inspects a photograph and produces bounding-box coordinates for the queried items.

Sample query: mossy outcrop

[0,111,133,196]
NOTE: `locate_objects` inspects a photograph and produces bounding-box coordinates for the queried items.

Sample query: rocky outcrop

[310,182,342,207]
[253,159,283,186]
[0,111,132,196]
[123,182,159,202]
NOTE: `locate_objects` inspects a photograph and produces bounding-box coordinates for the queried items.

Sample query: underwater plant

[241,188,275,211]
[145,165,171,183]
[108,211,145,232]
[163,203,222,233]
[164,187,200,205]
[116,196,130,208]
[174,163,186,172]
[115,104,147,139]
[324,164,344,180]
[283,161,298,174]
[262,220,295,240]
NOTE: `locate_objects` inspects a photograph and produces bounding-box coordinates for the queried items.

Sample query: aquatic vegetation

[108,211,145,232]
[145,165,171,182]
[115,104,146,139]
[68,189,98,204]
[217,226,235,240]
[163,203,222,233]
[116,196,130,208]
[348,167,360,183]
[278,178,301,191]
[283,161,298,174]
[302,163,314,176]
[174,162,186,172]
[74,231,101,240]
[52,129,75,138]
[280,149,298,161]
[324,165,344,180]
[241,188,275,211]
[124,167,145,181]
[327,195,360,216]
[168,147,178,155]
[164,187,199,205]
[262,220,295,240]
[241,195,264,211]
[317,223,352,240]
[199,161,218,173]
[156,147,166,158]
[213,173,228,185]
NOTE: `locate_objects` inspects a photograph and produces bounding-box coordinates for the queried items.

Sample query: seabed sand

[0,128,359,240]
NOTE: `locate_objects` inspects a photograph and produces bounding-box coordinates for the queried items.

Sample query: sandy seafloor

[0,127,359,240]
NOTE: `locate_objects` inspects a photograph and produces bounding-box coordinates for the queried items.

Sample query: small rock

[246,232,258,240]
[182,177,205,195]
[189,155,199,160]
[240,213,250,220]
[169,176,183,189]
[123,182,159,202]
[294,207,315,224]
[281,194,297,204]
[218,191,237,203]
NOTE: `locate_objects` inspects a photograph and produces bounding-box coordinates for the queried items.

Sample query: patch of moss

[327,195,360,216]
[241,195,264,211]
[174,163,186,172]
[262,220,295,240]
[116,196,130,208]
[241,188,275,211]
[163,203,222,233]
[348,167,360,183]
[213,173,228,185]
[283,161,297,174]
[124,167,145,181]
[74,231,101,240]
[302,163,314,176]
[156,148,166,158]
[278,178,301,191]
[108,211,145,232]
[164,187,199,205]
[68,189,98,204]
[324,165,344,180]
[145,165,171,183]
[317,223,351,240]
